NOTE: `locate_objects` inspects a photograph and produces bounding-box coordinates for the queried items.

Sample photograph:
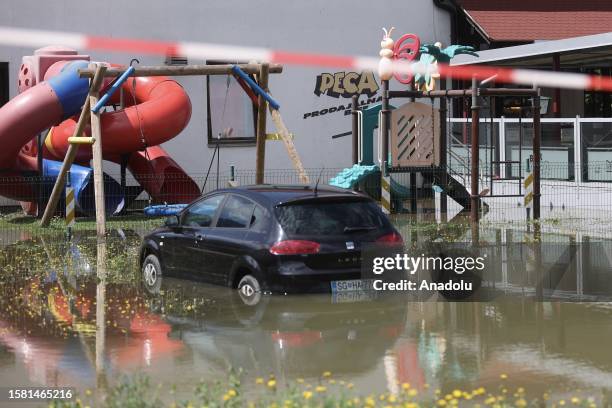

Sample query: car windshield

[275,199,385,236]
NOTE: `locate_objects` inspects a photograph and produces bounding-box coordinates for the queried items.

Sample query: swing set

[41,62,309,237]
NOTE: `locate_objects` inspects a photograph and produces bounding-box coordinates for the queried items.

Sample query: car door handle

[195,233,205,241]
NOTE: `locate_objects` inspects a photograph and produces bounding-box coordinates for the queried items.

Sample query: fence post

[574,114,582,185]
[470,77,480,223]
[532,90,541,221]
[66,170,74,239]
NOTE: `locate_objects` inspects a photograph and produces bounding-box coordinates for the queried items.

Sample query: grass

[47,371,603,408]
[0,211,164,233]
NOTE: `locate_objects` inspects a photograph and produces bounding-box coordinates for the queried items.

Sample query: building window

[0,62,8,108]
[206,60,257,146]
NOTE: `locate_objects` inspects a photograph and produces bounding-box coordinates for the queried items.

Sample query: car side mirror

[165,215,179,227]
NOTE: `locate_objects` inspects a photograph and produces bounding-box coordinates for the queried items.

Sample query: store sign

[314,71,379,98]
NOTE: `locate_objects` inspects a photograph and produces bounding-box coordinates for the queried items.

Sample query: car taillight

[376,232,403,244]
[270,240,320,255]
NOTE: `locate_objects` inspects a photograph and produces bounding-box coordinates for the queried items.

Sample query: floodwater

[1,224,612,405]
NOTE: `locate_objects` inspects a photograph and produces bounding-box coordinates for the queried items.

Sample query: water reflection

[0,228,612,401]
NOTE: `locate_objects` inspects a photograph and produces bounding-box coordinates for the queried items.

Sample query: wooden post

[40,64,107,226]
[255,63,269,185]
[351,95,359,165]
[90,63,106,237]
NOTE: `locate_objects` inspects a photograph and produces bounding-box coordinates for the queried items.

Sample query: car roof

[206,184,368,207]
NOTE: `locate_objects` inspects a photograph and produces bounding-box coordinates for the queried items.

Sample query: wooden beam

[255,63,269,185]
[40,64,107,227]
[78,63,283,78]
[89,63,107,238]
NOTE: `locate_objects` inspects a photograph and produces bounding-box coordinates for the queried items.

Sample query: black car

[140,184,402,296]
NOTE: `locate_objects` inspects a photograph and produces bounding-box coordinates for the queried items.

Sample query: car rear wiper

[344,226,377,233]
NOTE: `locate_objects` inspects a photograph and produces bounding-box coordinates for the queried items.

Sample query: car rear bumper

[264,261,364,293]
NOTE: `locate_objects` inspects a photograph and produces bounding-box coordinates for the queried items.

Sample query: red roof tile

[458,0,612,42]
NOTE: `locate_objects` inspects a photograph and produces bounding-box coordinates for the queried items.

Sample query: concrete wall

[0,0,450,177]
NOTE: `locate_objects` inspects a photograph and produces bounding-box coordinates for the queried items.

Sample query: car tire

[237,274,262,306]
[142,254,163,294]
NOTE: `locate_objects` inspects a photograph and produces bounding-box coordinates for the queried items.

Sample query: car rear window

[275,200,386,236]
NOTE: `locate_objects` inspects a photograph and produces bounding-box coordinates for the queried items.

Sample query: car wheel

[142,254,162,294]
[237,274,262,306]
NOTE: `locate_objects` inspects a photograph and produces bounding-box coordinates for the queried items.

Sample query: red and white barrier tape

[1,26,612,92]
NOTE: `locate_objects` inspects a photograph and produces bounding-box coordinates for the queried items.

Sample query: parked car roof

[208,184,366,207]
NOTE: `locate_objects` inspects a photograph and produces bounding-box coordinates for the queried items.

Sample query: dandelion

[302,391,313,400]
[402,383,411,390]
[500,374,508,380]
[387,395,397,403]
[315,386,327,393]
[365,396,376,407]
[408,389,417,397]
[452,390,462,398]
[515,398,527,407]
[267,379,277,389]
[296,378,304,384]
[571,397,580,404]
[322,371,332,378]
[255,377,264,385]
[559,400,566,406]
[227,389,237,397]
[437,399,447,406]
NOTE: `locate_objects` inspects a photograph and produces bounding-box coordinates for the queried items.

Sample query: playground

[1,7,612,405]
[0,31,552,238]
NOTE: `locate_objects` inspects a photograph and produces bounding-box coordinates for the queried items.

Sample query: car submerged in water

[140,185,402,298]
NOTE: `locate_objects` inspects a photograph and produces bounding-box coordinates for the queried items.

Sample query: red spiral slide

[41,74,200,204]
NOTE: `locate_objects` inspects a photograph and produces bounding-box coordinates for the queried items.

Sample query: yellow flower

[437,399,447,406]
[452,390,462,398]
[571,397,580,404]
[517,387,525,394]
[222,394,230,401]
[85,389,92,397]
[445,394,453,401]
[500,374,508,380]
[405,404,418,408]
[227,389,237,397]
[484,397,496,405]
[388,395,397,403]
[365,396,376,407]
[297,378,304,383]
[267,379,277,389]
[323,371,332,378]
[255,377,264,384]
[408,389,418,397]
[559,400,566,406]
[302,391,313,400]
[329,379,336,384]
[315,386,327,393]
[515,398,527,407]
[402,383,411,390]
[347,383,354,389]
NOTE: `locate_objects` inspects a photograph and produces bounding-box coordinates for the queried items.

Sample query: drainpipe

[433,0,458,44]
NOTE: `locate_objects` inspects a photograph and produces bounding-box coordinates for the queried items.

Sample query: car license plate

[332,290,378,303]
[331,279,375,293]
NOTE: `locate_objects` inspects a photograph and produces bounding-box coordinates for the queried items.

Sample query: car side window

[182,194,225,227]
[217,195,255,228]
[250,205,269,232]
